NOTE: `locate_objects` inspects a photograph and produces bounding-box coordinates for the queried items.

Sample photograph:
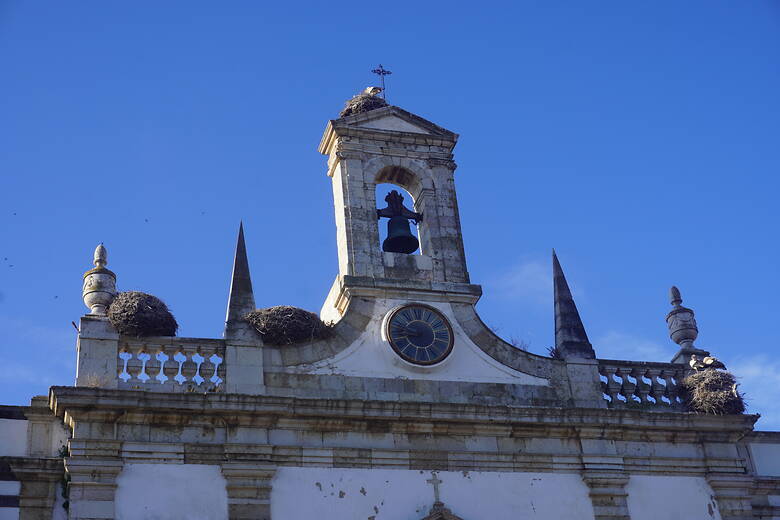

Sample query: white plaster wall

[271,467,595,519]
[0,419,27,456]
[115,464,227,520]
[300,299,549,386]
[750,442,780,476]
[0,482,20,496]
[0,508,19,520]
[0,480,20,520]
[626,475,721,520]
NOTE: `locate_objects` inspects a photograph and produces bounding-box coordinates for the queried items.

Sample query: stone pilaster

[582,471,631,520]
[221,464,276,520]
[7,458,64,520]
[75,316,119,389]
[65,440,122,520]
[706,474,755,520]
[565,358,608,409]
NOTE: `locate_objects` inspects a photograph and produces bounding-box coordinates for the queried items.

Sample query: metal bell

[382,216,419,254]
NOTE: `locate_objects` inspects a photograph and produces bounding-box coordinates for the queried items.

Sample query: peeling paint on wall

[626,475,722,520]
[115,464,227,520]
[271,467,595,519]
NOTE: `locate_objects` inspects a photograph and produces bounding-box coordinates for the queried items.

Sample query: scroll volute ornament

[82,243,117,315]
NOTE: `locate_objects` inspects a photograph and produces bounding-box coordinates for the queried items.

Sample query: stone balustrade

[117,337,226,392]
[598,359,687,410]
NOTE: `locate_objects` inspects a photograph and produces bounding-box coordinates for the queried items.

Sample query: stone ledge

[49,386,759,436]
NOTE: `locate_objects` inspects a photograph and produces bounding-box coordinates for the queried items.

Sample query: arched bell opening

[375,183,422,256]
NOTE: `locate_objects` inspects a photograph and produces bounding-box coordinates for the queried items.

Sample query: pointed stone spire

[224,222,256,340]
[553,250,595,359]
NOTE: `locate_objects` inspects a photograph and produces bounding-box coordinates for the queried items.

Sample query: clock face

[386,304,454,365]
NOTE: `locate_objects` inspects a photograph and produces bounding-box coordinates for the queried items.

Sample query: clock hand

[404,327,420,337]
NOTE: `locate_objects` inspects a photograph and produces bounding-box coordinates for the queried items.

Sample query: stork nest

[339,93,388,117]
[680,370,745,415]
[244,306,332,345]
[107,291,178,337]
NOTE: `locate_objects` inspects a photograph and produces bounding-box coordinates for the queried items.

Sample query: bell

[382,216,419,254]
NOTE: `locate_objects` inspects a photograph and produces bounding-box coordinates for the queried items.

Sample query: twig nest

[680,370,745,415]
[339,93,388,117]
[108,291,178,337]
[244,306,332,345]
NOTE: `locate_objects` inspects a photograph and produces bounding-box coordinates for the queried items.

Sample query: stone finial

[666,285,709,364]
[553,250,595,360]
[82,243,117,315]
[670,285,682,307]
[665,285,698,349]
[94,243,108,268]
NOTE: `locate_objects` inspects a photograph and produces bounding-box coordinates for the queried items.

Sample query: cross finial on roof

[371,64,392,99]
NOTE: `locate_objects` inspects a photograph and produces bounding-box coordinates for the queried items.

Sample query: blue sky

[1,2,779,427]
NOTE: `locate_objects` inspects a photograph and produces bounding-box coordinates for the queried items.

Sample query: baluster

[210,353,224,385]
[173,351,187,384]
[181,349,197,384]
[200,351,215,384]
[634,368,651,403]
[125,347,143,383]
[647,369,665,405]
[669,368,685,405]
[137,350,153,383]
[600,367,621,406]
[617,367,635,404]
[191,352,205,385]
[163,346,179,383]
[154,350,169,384]
[118,350,132,382]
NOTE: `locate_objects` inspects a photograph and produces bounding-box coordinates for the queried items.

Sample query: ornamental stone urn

[82,243,117,315]
[666,286,698,349]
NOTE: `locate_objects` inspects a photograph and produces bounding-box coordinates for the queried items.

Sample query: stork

[689,354,727,371]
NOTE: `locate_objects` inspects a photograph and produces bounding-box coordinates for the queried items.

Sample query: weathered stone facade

[1,100,779,519]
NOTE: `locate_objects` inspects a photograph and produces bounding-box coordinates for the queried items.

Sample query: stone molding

[319,106,459,155]
[221,464,276,520]
[64,456,123,520]
[2,457,63,520]
[50,387,758,440]
[582,470,631,520]
[706,474,756,520]
[449,303,567,380]
[752,476,780,519]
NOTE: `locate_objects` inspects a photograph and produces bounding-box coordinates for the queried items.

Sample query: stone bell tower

[319,97,480,318]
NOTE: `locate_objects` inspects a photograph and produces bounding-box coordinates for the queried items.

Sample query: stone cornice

[1,456,64,481]
[49,386,758,439]
[318,106,458,155]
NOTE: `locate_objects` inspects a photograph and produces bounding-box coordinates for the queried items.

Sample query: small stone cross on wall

[426,472,443,504]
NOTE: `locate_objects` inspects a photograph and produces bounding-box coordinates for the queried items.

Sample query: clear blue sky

[1,2,779,427]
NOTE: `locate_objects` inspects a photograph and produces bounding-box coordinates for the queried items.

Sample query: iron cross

[426,472,443,503]
[371,64,392,99]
